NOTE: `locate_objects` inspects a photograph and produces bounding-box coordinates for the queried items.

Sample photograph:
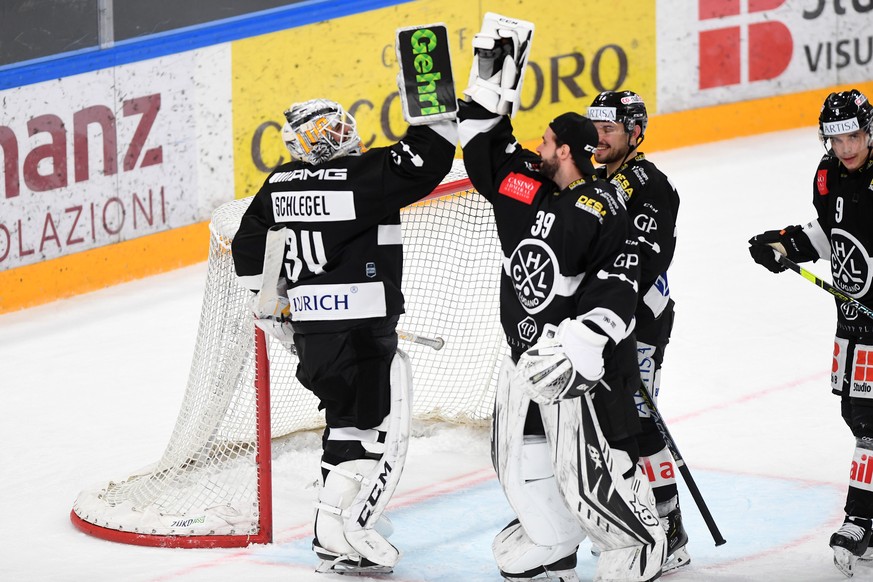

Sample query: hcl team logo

[697,0,793,89]
[509,238,558,314]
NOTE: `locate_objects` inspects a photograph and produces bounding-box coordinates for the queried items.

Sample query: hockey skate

[830,516,872,578]
[660,508,691,574]
[313,540,394,575]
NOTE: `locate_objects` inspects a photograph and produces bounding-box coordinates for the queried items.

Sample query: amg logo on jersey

[269,168,348,183]
[499,172,540,204]
[271,190,356,222]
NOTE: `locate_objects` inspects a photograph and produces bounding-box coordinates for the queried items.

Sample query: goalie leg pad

[540,394,666,581]
[493,357,586,574]
[341,350,412,567]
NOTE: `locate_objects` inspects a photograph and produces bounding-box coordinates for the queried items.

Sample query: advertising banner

[657,0,872,112]
[231,0,656,199]
[0,47,232,271]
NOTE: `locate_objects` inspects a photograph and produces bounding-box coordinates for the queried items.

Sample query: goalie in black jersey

[459,12,666,582]
[749,89,873,578]
[231,82,457,571]
[589,90,688,574]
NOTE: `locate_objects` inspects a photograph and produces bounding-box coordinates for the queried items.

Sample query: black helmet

[588,90,648,139]
[818,89,873,147]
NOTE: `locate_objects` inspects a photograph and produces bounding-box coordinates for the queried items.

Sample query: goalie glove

[515,320,607,406]
[463,12,534,117]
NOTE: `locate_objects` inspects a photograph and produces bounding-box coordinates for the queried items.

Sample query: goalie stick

[775,253,873,322]
[632,381,727,546]
[256,225,289,317]
[397,329,445,351]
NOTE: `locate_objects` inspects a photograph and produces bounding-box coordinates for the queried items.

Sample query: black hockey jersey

[804,153,873,337]
[232,122,456,331]
[597,153,680,346]
[458,104,640,358]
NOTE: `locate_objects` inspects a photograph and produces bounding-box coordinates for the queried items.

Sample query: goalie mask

[818,89,873,151]
[282,99,361,165]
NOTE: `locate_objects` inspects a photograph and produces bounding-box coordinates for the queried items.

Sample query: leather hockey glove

[748,229,790,273]
[749,224,819,273]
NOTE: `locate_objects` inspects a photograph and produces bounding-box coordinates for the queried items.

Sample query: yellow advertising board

[231,0,656,199]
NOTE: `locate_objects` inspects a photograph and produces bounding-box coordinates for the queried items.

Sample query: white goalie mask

[281,99,361,165]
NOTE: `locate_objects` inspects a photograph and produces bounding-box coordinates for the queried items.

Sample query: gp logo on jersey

[509,239,558,313]
[831,229,872,298]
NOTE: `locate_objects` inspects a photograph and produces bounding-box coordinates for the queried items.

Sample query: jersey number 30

[284,230,327,282]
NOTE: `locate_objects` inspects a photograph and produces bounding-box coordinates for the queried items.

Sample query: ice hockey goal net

[70,159,506,547]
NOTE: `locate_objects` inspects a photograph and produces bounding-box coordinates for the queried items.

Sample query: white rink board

[656,0,873,112]
[0,46,233,269]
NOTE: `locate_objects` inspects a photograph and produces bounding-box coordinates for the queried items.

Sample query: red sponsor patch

[855,349,873,382]
[498,172,540,204]
[816,169,829,195]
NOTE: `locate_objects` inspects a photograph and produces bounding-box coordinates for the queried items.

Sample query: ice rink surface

[2,126,868,581]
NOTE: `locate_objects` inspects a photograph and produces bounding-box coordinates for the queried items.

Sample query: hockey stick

[397,329,445,351]
[636,383,727,546]
[256,226,288,316]
[775,253,873,321]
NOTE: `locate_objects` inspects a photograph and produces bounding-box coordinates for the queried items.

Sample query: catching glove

[514,320,607,405]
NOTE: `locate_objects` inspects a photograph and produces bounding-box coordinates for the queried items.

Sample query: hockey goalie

[458,12,667,582]
[230,24,458,575]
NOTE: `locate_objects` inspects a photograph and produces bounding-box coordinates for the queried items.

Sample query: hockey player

[748,88,873,578]
[589,90,688,573]
[458,13,666,582]
[231,95,456,573]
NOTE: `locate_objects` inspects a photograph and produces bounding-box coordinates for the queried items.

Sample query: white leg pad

[492,357,586,574]
[315,458,378,557]
[341,349,412,567]
[540,393,667,581]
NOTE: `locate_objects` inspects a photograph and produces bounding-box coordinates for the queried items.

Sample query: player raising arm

[231,37,457,573]
[748,89,873,578]
[458,12,666,582]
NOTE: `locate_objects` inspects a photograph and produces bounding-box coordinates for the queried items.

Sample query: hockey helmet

[282,99,361,165]
[818,89,873,148]
[588,90,649,139]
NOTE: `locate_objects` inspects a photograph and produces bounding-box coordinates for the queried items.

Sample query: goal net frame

[70,159,506,548]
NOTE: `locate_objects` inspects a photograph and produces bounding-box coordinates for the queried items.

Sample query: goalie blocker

[396,23,457,125]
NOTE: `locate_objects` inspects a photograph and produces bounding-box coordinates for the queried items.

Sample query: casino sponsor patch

[499,172,540,204]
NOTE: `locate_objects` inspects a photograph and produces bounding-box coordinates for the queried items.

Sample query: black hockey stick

[637,383,727,546]
[775,254,873,321]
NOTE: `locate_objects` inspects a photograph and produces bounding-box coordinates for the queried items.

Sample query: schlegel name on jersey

[232,123,455,329]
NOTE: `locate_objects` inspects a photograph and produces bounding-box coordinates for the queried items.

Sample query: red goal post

[70,159,507,548]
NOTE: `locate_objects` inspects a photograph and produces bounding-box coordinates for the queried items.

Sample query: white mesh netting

[71,159,507,545]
